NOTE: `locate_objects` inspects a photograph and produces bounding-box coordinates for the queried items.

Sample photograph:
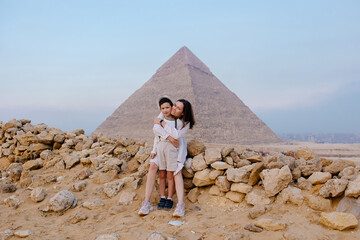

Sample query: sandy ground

[1,142,360,240]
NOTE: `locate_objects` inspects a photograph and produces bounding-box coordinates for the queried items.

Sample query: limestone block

[319,179,348,198]
[319,212,358,230]
[345,175,360,198]
[215,176,231,192]
[187,140,205,157]
[339,166,358,181]
[225,191,245,203]
[245,187,273,206]
[208,169,224,180]
[211,161,232,170]
[226,168,250,183]
[191,153,207,172]
[295,147,314,160]
[324,159,356,174]
[221,147,234,158]
[276,187,304,206]
[254,218,286,231]
[231,183,252,194]
[308,172,332,185]
[204,148,222,164]
[304,194,332,211]
[260,166,292,197]
[296,158,322,177]
[187,187,200,203]
[193,168,215,187]
[248,162,264,186]
[44,190,76,212]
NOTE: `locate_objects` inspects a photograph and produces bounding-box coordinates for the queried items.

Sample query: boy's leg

[157,170,167,209]
[166,171,175,199]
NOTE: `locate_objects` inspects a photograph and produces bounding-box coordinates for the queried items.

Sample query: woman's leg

[144,162,159,201]
[174,171,184,203]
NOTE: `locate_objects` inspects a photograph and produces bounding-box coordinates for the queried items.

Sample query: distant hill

[279,133,360,144]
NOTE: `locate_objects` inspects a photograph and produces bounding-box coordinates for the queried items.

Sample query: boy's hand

[154,118,161,124]
[167,136,179,148]
[150,153,156,159]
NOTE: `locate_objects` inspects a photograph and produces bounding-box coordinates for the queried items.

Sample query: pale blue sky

[1,1,359,135]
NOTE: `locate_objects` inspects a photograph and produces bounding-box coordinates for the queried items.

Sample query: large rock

[254,218,286,231]
[193,168,215,187]
[215,176,231,192]
[44,190,76,212]
[7,163,23,182]
[64,154,80,169]
[296,158,322,177]
[248,162,264,186]
[231,183,252,194]
[204,148,222,164]
[22,158,43,170]
[187,140,205,157]
[319,212,358,230]
[345,175,360,197]
[211,161,232,170]
[339,167,358,181]
[308,172,331,185]
[226,168,250,183]
[304,194,332,211]
[324,159,356,174]
[191,154,207,172]
[245,187,273,206]
[295,147,314,160]
[133,146,152,164]
[276,187,304,206]
[319,179,348,198]
[260,166,292,197]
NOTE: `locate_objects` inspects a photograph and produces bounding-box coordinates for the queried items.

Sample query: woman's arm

[162,122,190,139]
[153,124,179,147]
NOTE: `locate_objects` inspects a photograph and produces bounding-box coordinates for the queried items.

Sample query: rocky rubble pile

[1,119,360,239]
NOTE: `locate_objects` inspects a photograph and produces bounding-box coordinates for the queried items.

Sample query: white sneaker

[138,200,153,216]
[173,202,185,217]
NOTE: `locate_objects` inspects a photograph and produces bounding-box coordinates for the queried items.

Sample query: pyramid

[94,46,281,144]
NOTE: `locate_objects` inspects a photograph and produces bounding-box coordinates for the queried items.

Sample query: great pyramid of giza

[94,46,281,144]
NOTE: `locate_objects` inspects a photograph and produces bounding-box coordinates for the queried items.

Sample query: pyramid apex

[157,47,211,74]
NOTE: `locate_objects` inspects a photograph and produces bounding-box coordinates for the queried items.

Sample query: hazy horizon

[1,1,359,136]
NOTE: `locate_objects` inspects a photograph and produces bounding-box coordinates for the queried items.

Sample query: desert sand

[1,139,360,240]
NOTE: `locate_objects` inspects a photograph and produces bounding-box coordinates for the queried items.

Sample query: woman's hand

[154,118,161,124]
[167,136,179,148]
[150,153,156,159]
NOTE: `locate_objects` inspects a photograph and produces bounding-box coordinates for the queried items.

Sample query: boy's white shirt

[151,112,189,173]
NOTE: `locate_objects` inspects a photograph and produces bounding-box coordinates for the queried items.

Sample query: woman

[138,99,195,217]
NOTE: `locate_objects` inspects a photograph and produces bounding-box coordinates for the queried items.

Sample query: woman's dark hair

[177,99,195,129]
[159,97,173,107]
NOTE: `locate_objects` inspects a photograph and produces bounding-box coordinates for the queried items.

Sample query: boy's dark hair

[159,97,173,108]
[177,99,195,129]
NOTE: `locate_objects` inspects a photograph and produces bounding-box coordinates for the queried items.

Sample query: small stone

[245,187,273,206]
[83,199,105,210]
[71,181,87,192]
[64,154,80,169]
[96,233,119,240]
[76,167,91,180]
[224,156,234,166]
[103,181,125,198]
[30,187,47,202]
[230,151,240,163]
[221,147,234,158]
[231,183,252,194]
[209,185,224,196]
[246,154,263,163]
[109,206,126,215]
[296,158,322,177]
[225,232,248,239]
[44,190,76,212]
[254,218,286,231]
[304,194,332,211]
[68,212,88,224]
[319,212,358,230]
[147,231,167,240]
[4,195,21,208]
[225,191,245,203]
[92,170,118,184]
[296,177,312,190]
[308,172,332,185]
[248,205,268,219]
[339,166,358,181]
[22,158,43,170]
[211,161,232,170]
[14,230,33,238]
[187,187,200,203]
[118,191,136,205]
[244,223,263,232]
[0,230,14,240]
[0,183,16,193]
